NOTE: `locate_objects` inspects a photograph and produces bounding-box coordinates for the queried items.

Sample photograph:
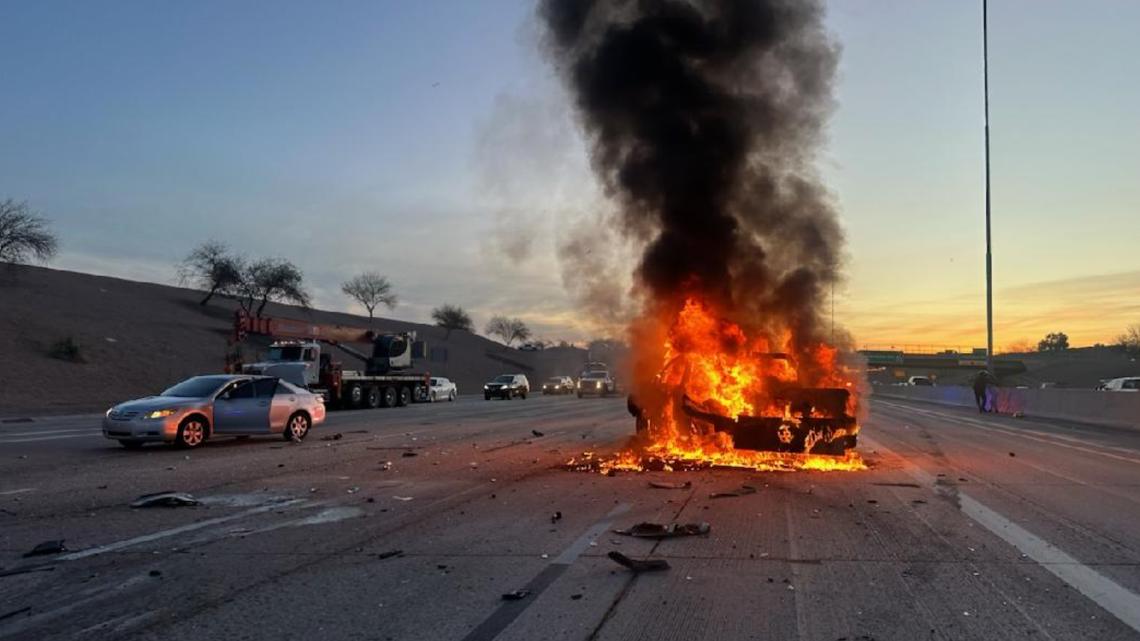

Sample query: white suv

[1101,377,1140,392]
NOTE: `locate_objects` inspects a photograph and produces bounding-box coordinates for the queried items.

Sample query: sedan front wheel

[176,417,207,449]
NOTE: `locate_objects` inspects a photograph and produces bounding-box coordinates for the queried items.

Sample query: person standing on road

[972,370,990,413]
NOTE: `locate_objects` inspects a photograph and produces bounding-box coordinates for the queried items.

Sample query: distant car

[577,371,616,397]
[103,375,325,449]
[1101,377,1140,392]
[518,342,545,352]
[429,377,457,402]
[907,376,934,387]
[543,376,575,395]
[484,374,530,400]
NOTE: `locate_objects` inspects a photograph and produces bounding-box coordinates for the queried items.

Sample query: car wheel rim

[184,421,204,446]
[290,417,307,439]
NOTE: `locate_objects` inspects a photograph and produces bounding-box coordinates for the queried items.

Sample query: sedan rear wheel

[176,417,207,449]
[284,412,310,442]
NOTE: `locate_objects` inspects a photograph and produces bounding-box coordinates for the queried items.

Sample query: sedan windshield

[161,376,233,398]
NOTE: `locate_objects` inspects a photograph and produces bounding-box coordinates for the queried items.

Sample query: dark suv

[483,374,530,400]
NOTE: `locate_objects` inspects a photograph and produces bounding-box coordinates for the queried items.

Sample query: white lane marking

[0,488,36,496]
[553,502,631,565]
[59,499,306,561]
[876,400,1140,466]
[864,434,1140,633]
[0,433,104,443]
[0,427,100,437]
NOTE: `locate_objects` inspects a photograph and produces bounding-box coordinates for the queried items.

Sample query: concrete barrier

[873,385,1140,431]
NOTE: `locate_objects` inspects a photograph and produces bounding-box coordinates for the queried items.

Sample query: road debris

[0,607,31,622]
[709,484,757,498]
[531,430,544,437]
[402,451,418,458]
[551,511,563,524]
[376,550,404,560]
[501,589,530,601]
[607,551,670,572]
[130,492,199,508]
[392,496,414,502]
[347,487,360,494]
[571,593,583,600]
[649,481,692,490]
[321,433,343,441]
[23,540,67,558]
[614,522,710,539]
[1008,452,1016,457]
[148,570,162,577]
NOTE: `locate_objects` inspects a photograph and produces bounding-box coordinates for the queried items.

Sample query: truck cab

[244,341,323,387]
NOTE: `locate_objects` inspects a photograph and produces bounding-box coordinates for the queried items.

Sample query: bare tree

[431,304,473,338]
[178,240,244,306]
[242,258,311,317]
[485,316,531,347]
[1037,332,1069,353]
[1117,324,1140,356]
[341,272,397,325]
[0,199,58,264]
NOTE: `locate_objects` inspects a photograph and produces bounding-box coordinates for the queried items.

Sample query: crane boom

[234,310,375,344]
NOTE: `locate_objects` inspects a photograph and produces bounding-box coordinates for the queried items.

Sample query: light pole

[983,0,995,372]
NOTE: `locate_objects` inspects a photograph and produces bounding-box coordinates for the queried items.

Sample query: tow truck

[231,311,432,409]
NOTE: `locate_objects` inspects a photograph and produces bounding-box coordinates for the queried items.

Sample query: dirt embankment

[0,265,594,417]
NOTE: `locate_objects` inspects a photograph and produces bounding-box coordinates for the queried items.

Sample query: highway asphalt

[1,394,1139,640]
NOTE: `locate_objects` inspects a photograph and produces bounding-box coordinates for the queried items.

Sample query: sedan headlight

[144,409,177,419]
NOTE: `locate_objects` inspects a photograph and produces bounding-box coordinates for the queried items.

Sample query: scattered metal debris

[149,570,162,577]
[501,589,530,601]
[23,540,67,558]
[376,550,404,560]
[1009,452,1016,457]
[321,433,343,441]
[392,496,414,502]
[402,451,418,458]
[570,593,583,600]
[614,522,710,539]
[608,551,669,572]
[649,481,692,490]
[709,484,757,498]
[531,430,544,437]
[870,482,920,488]
[551,511,562,524]
[130,492,199,508]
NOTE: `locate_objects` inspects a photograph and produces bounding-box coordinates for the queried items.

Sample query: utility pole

[983,0,995,373]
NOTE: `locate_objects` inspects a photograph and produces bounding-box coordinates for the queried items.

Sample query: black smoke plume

[540,0,845,363]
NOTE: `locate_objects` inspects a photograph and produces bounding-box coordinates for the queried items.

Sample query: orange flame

[589,297,865,473]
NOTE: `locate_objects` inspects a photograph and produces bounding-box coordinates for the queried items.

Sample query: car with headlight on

[483,374,529,400]
[577,371,616,397]
[542,376,575,395]
[103,374,325,449]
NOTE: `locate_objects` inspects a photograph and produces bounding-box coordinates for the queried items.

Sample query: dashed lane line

[863,434,1140,634]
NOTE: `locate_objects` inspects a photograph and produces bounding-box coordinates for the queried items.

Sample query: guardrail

[873,385,1140,431]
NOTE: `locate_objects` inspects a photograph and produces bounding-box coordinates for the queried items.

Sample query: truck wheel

[449,390,456,402]
[283,412,310,442]
[397,386,411,407]
[348,384,365,409]
[175,417,207,449]
[366,386,382,409]
[381,386,397,408]
[520,390,527,400]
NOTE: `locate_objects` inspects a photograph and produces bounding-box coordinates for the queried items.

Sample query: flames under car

[631,386,858,457]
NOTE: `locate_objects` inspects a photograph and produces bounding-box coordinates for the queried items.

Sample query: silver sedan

[103,375,326,449]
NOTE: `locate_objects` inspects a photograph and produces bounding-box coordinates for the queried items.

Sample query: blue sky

[2,1,1138,347]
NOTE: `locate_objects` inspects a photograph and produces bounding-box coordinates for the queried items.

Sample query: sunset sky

[2,1,1137,348]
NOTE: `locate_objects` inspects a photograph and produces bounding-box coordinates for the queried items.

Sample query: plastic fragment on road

[607,551,670,572]
[392,496,414,501]
[376,550,404,560]
[321,433,343,441]
[648,481,692,490]
[531,430,544,437]
[501,589,530,601]
[130,491,199,508]
[614,522,710,539]
[23,540,67,558]
[709,484,757,498]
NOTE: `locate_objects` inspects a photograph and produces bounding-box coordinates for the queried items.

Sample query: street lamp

[983,0,995,372]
